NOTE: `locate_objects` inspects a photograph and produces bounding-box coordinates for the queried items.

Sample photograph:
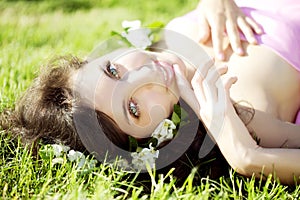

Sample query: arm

[245,109,300,148]
[221,108,300,184]
[177,62,300,185]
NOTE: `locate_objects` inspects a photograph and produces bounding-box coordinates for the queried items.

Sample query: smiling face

[74,49,187,138]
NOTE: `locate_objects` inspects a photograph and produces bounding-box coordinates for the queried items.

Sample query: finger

[173,64,200,115]
[226,20,244,56]
[237,17,257,45]
[197,14,210,43]
[173,63,189,87]
[205,67,219,102]
[205,65,228,101]
[224,76,238,96]
[215,76,237,117]
[191,59,216,105]
[217,65,229,76]
[197,58,215,80]
[209,15,226,60]
[245,17,263,35]
[192,68,206,104]
[209,65,228,97]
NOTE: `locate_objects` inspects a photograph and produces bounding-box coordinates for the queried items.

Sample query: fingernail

[233,76,238,83]
[173,63,179,70]
[217,53,224,61]
[236,48,244,55]
[173,64,181,74]
[251,38,258,44]
[257,28,263,34]
[251,38,257,44]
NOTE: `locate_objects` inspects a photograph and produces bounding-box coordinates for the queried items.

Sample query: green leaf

[173,104,181,117]
[110,30,122,37]
[146,21,165,28]
[128,136,138,152]
[171,104,181,126]
[171,111,180,126]
[180,106,189,122]
[110,30,131,46]
[147,138,158,148]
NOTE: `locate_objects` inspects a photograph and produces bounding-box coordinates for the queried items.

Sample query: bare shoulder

[166,17,200,43]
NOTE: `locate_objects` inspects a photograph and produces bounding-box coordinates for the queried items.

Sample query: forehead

[87,48,151,67]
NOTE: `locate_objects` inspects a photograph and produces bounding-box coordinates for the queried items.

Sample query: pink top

[184,0,300,123]
[236,0,300,72]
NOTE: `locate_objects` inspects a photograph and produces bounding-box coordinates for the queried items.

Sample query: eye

[105,61,120,79]
[128,98,140,118]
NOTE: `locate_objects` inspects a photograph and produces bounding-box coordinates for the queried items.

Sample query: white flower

[52,157,64,165]
[67,150,84,161]
[77,156,86,169]
[122,20,141,30]
[131,143,159,170]
[151,119,176,146]
[121,20,152,49]
[115,158,130,169]
[121,28,152,49]
[51,144,70,157]
[87,159,98,169]
[67,150,86,169]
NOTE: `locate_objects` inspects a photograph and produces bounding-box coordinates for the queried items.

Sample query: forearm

[253,147,300,184]
[218,110,300,184]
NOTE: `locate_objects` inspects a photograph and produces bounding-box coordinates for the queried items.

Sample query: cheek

[137,90,174,119]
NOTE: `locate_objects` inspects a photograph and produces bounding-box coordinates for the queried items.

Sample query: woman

[1,0,300,185]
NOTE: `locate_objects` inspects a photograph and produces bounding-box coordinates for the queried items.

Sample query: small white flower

[87,159,98,169]
[67,150,84,162]
[67,150,86,169]
[52,157,64,165]
[77,156,86,169]
[131,143,159,170]
[122,20,141,30]
[115,158,130,169]
[51,144,70,157]
[120,20,152,49]
[121,28,152,49]
[151,119,176,146]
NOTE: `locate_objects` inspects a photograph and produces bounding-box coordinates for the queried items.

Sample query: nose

[122,64,160,84]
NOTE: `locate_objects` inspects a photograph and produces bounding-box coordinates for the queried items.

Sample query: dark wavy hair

[0,55,229,187]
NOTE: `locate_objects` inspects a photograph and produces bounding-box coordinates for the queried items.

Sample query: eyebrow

[122,99,131,125]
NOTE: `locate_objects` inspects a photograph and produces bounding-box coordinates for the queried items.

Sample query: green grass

[1,0,300,199]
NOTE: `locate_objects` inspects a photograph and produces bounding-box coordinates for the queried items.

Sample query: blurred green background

[0,0,198,109]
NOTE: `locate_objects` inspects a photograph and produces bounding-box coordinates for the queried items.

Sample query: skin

[166,9,300,184]
[72,1,300,183]
[72,22,300,184]
[73,50,189,138]
[166,16,300,148]
[196,0,263,60]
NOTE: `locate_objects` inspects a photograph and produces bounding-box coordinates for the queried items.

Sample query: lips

[153,60,175,86]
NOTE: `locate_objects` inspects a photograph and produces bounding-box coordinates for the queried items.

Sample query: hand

[173,64,200,116]
[197,0,262,60]
[191,63,237,139]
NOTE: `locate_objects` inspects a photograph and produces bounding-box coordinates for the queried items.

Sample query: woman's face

[75,50,186,138]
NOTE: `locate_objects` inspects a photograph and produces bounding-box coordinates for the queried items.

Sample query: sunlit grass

[1,131,299,199]
[1,0,300,199]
